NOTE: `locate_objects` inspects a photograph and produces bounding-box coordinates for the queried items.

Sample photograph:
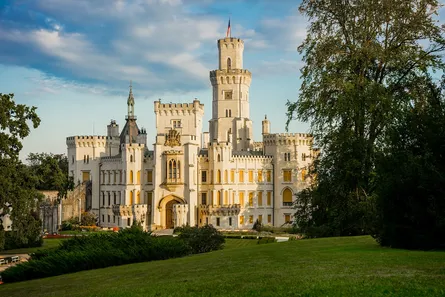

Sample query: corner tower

[209,37,253,151]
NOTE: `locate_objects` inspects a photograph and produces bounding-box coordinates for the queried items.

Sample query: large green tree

[287,0,445,237]
[27,152,74,200]
[373,76,445,249]
[0,93,42,250]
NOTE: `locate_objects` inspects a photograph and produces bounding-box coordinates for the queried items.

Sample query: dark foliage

[177,224,225,254]
[373,77,445,249]
[1,227,190,283]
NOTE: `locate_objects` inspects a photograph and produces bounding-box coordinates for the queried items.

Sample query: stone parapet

[199,204,241,216]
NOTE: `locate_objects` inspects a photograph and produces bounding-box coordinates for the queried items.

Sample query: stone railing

[112,204,147,217]
[199,204,241,216]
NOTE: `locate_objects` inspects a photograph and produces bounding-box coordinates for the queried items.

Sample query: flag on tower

[226,18,231,37]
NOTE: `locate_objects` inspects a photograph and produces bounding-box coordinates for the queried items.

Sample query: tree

[373,76,445,249]
[27,153,74,200]
[0,93,42,250]
[287,0,445,237]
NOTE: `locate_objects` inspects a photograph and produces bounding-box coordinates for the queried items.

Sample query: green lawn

[1,239,65,255]
[1,236,445,296]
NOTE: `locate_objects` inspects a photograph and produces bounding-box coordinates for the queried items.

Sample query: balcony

[199,204,241,216]
[112,204,148,217]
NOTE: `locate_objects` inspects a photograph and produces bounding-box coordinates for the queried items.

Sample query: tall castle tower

[209,37,253,151]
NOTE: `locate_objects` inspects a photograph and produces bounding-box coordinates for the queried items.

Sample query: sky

[0,0,309,161]
[1,0,443,162]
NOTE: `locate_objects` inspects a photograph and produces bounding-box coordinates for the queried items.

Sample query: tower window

[227,57,231,70]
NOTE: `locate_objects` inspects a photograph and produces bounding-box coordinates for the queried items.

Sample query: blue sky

[2,1,442,161]
[0,0,309,161]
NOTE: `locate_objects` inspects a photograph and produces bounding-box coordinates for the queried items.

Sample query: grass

[0,239,65,255]
[1,236,444,296]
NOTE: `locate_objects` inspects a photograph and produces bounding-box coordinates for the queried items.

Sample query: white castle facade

[66,37,317,231]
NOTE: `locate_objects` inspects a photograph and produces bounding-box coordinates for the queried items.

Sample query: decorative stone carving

[165,129,181,147]
[173,204,188,228]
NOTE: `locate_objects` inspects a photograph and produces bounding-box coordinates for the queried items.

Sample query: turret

[107,120,119,137]
[262,115,270,135]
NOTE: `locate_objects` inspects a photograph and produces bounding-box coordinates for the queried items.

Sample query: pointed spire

[127,80,135,117]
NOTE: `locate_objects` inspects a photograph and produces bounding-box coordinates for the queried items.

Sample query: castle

[66,36,317,230]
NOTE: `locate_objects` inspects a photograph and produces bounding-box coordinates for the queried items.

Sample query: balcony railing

[112,204,148,216]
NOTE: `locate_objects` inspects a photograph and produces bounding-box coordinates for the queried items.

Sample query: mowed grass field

[1,236,444,296]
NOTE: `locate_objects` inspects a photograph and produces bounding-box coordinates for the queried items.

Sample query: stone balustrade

[112,204,148,217]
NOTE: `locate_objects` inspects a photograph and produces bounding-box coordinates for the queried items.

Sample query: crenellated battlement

[66,135,119,148]
[210,69,251,86]
[218,37,244,46]
[263,133,313,146]
[154,99,204,114]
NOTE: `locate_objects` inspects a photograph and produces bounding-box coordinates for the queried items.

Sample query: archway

[158,195,186,229]
[165,200,176,229]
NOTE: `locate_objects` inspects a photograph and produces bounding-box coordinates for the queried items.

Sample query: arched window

[168,159,179,179]
[137,171,141,184]
[224,170,228,183]
[129,191,134,205]
[217,191,221,205]
[283,188,293,205]
[217,154,221,162]
[177,161,181,179]
[229,110,232,117]
[225,110,228,117]
[136,191,140,204]
[217,170,221,184]
[130,155,133,162]
[224,191,228,205]
[130,170,134,184]
[227,57,231,70]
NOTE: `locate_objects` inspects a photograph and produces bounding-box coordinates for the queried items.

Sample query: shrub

[178,225,225,254]
[1,228,190,283]
[252,219,263,232]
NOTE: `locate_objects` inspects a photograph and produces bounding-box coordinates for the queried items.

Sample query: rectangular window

[172,120,182,128]
[147,170,153,183]
[230,170,235,183]
[108,215,110,223]
[302,153,306,162]
[102,215,104,222]
[285,214,291,223]
[201,192,207,205]
[266,170,271,182]
[113,216,116,223]
[229,217,232,226]
[201,170,207,183]
[127,218,131,226]
[147,192,153,206]
[249,215,254,224]
[258,192,263,206]
[248,170,253,183]
[216,217,220,227]
[239,192,244,206]
[248,192,254,207]
[113,171,117,184]
[258,170,263,182]
[82,171,90,182]
[268,214,272,223]
[258,215,263,223]
[240,216,244,225]
[239,170,244,182]
[283,170,292,182]
[267,192,272,206]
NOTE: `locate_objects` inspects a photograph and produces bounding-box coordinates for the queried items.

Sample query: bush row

[2,225,224,283]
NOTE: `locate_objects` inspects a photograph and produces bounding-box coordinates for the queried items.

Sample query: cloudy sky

[1,0,312,160]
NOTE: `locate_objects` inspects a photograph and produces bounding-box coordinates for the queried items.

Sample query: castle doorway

[165,200,176,229]
[158,195,186,229]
